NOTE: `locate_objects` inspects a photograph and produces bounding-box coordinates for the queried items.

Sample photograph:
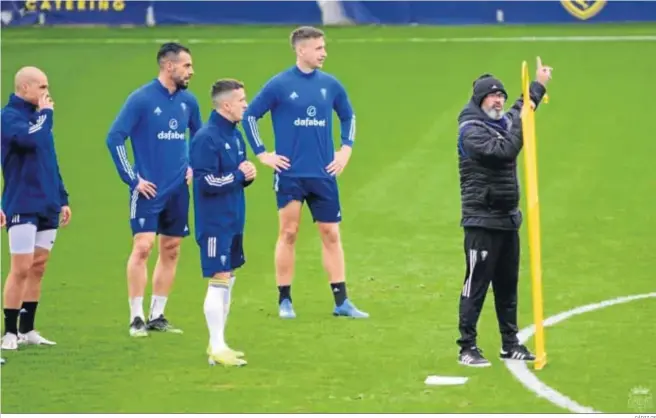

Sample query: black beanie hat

[472,73,508,106]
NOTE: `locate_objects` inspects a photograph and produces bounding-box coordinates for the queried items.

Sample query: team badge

[560,0,606,20]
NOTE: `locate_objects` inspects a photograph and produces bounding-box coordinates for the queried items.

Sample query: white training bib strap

[8,224,37,254]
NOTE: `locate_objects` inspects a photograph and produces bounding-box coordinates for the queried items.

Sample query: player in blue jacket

[1,67,72,351]
[190,79,256,367]
[106,43,203,337]
[242,26,368,319]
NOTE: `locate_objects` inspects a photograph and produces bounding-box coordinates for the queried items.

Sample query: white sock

[129,297,144,322]
[204,284,227,353]
[224,275,236,323]
[149,295,168,320]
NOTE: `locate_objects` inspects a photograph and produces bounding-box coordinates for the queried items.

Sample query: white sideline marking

[2,35,656,45]
[505,292,656,413]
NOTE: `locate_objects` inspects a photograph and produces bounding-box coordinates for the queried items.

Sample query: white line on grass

[505,292,656,413]
[3,35,656,45]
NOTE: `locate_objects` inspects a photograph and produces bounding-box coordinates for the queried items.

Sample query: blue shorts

[198,232,245,277]
[6,213,59,231]
[274,175,341,223]
[129,181,190,237]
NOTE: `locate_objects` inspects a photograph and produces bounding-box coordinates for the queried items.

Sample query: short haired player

[1,66,72,351]
[106,43,202,337]
[243,26,368,319]
[190,79,256,367]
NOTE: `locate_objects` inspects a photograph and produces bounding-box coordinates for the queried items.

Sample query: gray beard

[483,107,505,120]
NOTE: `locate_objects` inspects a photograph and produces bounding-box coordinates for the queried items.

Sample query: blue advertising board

[1,0,149,26]
[341,1,656,25]
[2,1,655,27]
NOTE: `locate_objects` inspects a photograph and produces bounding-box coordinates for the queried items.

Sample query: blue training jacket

[1,94,69,218]
[190,111,253,236]
[106,79,202,200]
[242,66,356,179]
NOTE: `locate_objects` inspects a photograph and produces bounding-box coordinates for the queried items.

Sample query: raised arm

[506,81,547,123]
[506,57,552,123]
[2,109,54,150]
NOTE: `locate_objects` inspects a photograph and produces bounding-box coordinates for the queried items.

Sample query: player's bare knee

[278,202,302,245]
[162,245,180,263]
[30,249,51,280]
[318,223,341,246]
[279,224,299,245]
[30,261,48,280]
[9,267,30,282]
[212,272,231,281]
[160,238,181,263]
[9,254,34,281]
[9,268,30,283]
[131,235,155,261]
[132,243,153,261]
[30,260,47,281]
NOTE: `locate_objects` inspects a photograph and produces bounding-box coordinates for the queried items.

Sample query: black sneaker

[458,346,491,368]
[129,317,148,338]
[146,315,183,334]
[500,344,536,361]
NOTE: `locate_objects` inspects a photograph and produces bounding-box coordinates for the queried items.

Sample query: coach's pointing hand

[257,152,290,173]
[536,56,553,87]
[326,146,352,176]
[136,175,157,199]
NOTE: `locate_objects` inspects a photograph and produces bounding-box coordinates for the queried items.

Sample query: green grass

[538,298,656,413]
[1,23,655,413]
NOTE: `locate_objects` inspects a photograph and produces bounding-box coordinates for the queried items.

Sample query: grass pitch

[1,23,655,413]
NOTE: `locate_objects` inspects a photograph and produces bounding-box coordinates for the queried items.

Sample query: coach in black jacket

[455,59,552,368]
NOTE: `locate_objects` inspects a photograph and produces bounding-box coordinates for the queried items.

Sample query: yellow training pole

[521,60,547,370]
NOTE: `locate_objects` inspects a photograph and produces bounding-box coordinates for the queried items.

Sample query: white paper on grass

[424,376,469,386]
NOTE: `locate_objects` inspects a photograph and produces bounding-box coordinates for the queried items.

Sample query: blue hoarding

[2,1,655,27]
[1,0,149,26]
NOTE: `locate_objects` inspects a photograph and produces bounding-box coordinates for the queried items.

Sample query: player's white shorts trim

[8,224,57,254]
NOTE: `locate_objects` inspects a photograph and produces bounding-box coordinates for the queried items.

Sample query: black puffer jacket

[457,81,546,230]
